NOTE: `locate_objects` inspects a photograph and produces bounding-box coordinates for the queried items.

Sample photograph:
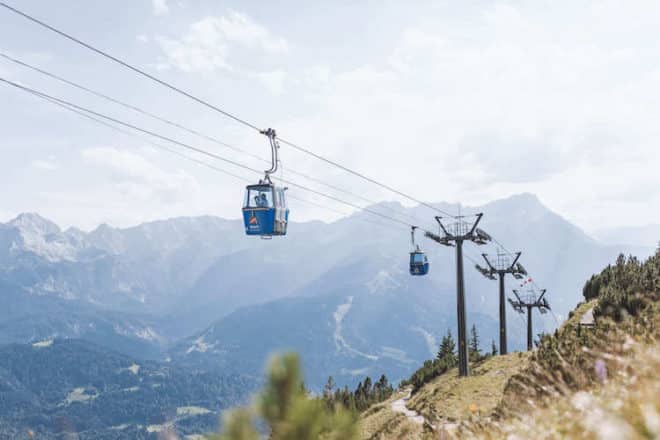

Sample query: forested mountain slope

[0,339,256,439]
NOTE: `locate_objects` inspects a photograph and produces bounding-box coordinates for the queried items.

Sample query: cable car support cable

[0,1,457,219]
[6,79,402,233]
[0,76,418,232]
[0,52,426,227]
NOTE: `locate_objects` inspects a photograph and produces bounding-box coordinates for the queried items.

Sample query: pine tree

[469,324,481,362]
[355,381,363,398]
[324,376,335,399]
[437,329,457,366]
[491,339,498,356]
[343,385,355,412]
[323,376,335,409]
[436,334,448,361]
[362,377,372,399]
[375,374,391,400]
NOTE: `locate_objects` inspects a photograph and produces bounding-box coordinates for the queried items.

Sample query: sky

[0,0,659,233]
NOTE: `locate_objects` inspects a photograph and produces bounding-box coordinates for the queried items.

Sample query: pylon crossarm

[512,289,524,303]
[481,253,496,271]
[537,288,547,303]
[475,264,496,279]
[474,228,491,243]
[467,213,483,236]
[509,252,522,271]
[434,216,451,237]
[541,297,550,310]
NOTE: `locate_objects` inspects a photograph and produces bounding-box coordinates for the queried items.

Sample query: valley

[0,339,257,439]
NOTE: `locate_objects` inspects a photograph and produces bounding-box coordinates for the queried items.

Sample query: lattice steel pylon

[425,213,491,377]
[509,286,551,351]
[475,250,526,355]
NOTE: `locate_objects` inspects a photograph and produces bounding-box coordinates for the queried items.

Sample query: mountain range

[0,193,651,391]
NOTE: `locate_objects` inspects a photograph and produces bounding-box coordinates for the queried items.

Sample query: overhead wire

[9,78,403,233]
[0,76,422,233]
[0,51,428,228]
[0,1,458,219]
[0,2,261,131]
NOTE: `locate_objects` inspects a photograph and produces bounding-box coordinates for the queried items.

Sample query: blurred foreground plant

[208,353,358,440]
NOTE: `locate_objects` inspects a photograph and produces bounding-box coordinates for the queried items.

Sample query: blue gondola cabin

[409,251,429,275]
[242,183,289,237]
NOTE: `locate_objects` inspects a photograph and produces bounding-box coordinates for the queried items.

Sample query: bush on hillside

[584,248,659,319]
[498,249,659,416]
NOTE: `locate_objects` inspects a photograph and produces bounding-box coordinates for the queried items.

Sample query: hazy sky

[1,0,658,232]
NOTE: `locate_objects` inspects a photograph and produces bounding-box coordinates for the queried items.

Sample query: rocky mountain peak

[9,212,61,236]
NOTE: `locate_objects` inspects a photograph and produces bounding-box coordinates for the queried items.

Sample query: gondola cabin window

[245,187,274,208]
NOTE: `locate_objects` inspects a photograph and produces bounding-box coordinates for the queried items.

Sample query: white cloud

[253,70,287,95]
[6,1,660,232]
[81,146,201,204]
[271,2,660,230]
[152,0,169,16]
[216,11,288,53]
[31,159,58,171]
[303,66,331,86]
[156,11,288,74]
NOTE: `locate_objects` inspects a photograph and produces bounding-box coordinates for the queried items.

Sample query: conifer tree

[375,374,392,400]
[323,376,335,409]
[362,377,372,398]
[437,329,457,366]
[324,376,335,399]
[436,334,448,361]
[468,324,481,362]
[491,339,498,356]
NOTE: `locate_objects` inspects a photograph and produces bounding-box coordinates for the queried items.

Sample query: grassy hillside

[465,341,659,439]
[359,250,659,439]
[358,353,531,439]
[359,390,426,440]
[407,352,531,424]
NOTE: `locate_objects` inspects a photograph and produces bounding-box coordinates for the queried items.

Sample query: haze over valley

[0,194,649,391]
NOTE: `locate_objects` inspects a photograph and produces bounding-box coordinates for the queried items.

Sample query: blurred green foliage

[209,353,358,440]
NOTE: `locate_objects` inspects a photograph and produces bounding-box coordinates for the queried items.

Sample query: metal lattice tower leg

[498,272,507,354]
[527,305,533,351]
[456,239,469,376]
